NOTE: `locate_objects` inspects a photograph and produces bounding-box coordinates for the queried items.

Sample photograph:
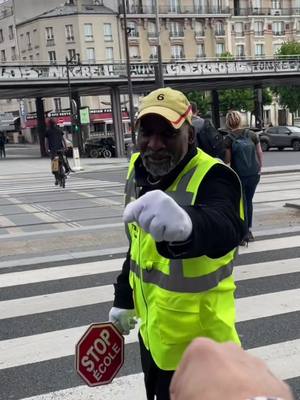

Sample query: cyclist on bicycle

[45,119,71,185]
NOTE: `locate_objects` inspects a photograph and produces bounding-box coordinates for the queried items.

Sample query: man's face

[137,114,194,178]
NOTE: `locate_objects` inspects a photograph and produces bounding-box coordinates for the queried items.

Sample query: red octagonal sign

[75,322,124,387]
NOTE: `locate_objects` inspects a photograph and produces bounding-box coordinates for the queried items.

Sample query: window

[127,21,139,37]
[194,21,204,36]
[8,25,14,40]
[215,21,225,36]
[0,29,3,42]
[211,0,222,12]
[26,32,32,49]
[235,22,244,36]
[45,27,54,40]
[48,50,56,63]
[1,50,6,62]
[148,21,157,37]
[54,98,62,112]
[11,46,16,60]
[86,47,95,63]
[273,43,282,54]
[271,0,281,9]
[216,42,225,57]
[194,0,206,12]
[65,25,74,41]
[169,0,180,13]
[196,43,205,58]
[170,21,184,37]
[255,43,264,57]
[105,47,114,62]
[129,45,140,59]
[150,45,158,59]
[84,23,94,41]
[171,44,184,59]
[29,55,33,61]
[254,21,264,36]
[68,49,76,60]
[103,23,113,41]
[236,44,245,57]
[273,21,285,35]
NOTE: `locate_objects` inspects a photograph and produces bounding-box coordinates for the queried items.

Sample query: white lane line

[239,235,300,254]
[0,324,139,370]
[0,259,122,288]
[22,374,146,400]
[17,336,300,400]
[0,285,113,319]
[234,257,300,281]
[236,288,300,322]
[1,256,299,289]
[0,215,23,234]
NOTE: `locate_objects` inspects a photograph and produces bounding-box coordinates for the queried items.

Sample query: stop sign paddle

[75,322,124,386]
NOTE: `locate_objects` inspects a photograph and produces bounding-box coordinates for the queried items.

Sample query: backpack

[228,129,260,177]
[194,118,225,161]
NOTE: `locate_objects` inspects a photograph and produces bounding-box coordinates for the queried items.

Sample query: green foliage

[219,88,254,113]
[185,91,211,116]
[272,41,300,113]
[219,51,234,61]
[275,41,300,58]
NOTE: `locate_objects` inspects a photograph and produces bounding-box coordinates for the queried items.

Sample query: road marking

[239,234,300,254]
[1,256,300,288]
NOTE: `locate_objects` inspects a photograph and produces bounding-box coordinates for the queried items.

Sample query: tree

[185,91,211,116]
[217,52,272,115]
[272,41,300,124]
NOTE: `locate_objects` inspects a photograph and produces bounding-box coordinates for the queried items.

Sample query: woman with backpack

[224,110,263,244]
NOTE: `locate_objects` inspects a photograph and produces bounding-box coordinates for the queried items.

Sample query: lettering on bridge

[0,59,299,81]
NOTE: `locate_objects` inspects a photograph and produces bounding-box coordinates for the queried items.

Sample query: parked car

[84,137,116,158]
[259,126,300,151]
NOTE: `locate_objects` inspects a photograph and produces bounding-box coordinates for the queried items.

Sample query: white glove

[109,307,137,335]
[123,190,192,242]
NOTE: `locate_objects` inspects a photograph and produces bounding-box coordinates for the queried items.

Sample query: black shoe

[248,230,255,242]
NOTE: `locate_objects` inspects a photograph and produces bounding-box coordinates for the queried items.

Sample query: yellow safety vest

[125,149,244,370]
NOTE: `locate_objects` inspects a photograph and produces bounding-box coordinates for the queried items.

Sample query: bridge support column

[35,97,47,157]
[211,90,220,129]
[254,86,264,129]
[71,92,84,154]
[111,86,125,158]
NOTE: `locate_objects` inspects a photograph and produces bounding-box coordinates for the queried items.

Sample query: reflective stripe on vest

[130,258,234,293]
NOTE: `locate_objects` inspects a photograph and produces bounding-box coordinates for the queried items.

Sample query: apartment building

[123,0,300,60]
[0,0,19,113]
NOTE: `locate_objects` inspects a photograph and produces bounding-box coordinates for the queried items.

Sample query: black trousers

[139,333,174,400]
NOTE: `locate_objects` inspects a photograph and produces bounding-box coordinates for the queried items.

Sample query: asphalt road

[0,151,300,399]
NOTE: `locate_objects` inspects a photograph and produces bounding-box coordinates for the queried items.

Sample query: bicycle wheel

[102,148,112,158]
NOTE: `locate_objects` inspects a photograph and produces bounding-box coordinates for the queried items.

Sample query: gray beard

[141,152,177,178]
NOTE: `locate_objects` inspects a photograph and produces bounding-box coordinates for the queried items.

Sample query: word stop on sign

[75,322,124,386]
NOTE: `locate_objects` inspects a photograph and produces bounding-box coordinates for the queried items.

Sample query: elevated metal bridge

[0,58,300,99]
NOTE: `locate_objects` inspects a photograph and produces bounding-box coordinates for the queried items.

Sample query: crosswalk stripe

[0,285,113,319]
[1,287,300,369]
[19,336,300,400]
[0,325,139,370]
[1,256,299,288]
[239,234,300,254]
[0,259,122,288]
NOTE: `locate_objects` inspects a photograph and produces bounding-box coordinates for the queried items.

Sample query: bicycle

[51,149,70,188]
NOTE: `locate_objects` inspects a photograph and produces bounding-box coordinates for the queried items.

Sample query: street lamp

[155,0,164,87]
[65,53,81,151]
[121,0,136,146]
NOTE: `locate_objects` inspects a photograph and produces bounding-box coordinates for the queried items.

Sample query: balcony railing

[46,39,55,46]
[254,30,264,36]
[235,7,300,16]
[121,4,230,15]
[66,36,75,42]
[215,29,225,36]
[170,30,184,38]
[148,32,157,38]
[273,31,285,36]
[128,30,139,38]
[195,31,205,37]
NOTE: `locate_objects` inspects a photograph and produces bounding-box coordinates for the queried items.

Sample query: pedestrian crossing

[0,232,300,400]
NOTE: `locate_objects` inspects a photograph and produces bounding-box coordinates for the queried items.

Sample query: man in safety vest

[109,87,245,400]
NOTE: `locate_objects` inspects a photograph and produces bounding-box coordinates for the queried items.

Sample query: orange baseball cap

[136,87,192,129]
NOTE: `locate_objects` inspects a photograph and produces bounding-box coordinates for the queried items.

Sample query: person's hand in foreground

[170,338,294,400]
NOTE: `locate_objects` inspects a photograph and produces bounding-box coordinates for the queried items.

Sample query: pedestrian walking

[109,87,245,400]
[224,110,263,244]
[0,132,6,158]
